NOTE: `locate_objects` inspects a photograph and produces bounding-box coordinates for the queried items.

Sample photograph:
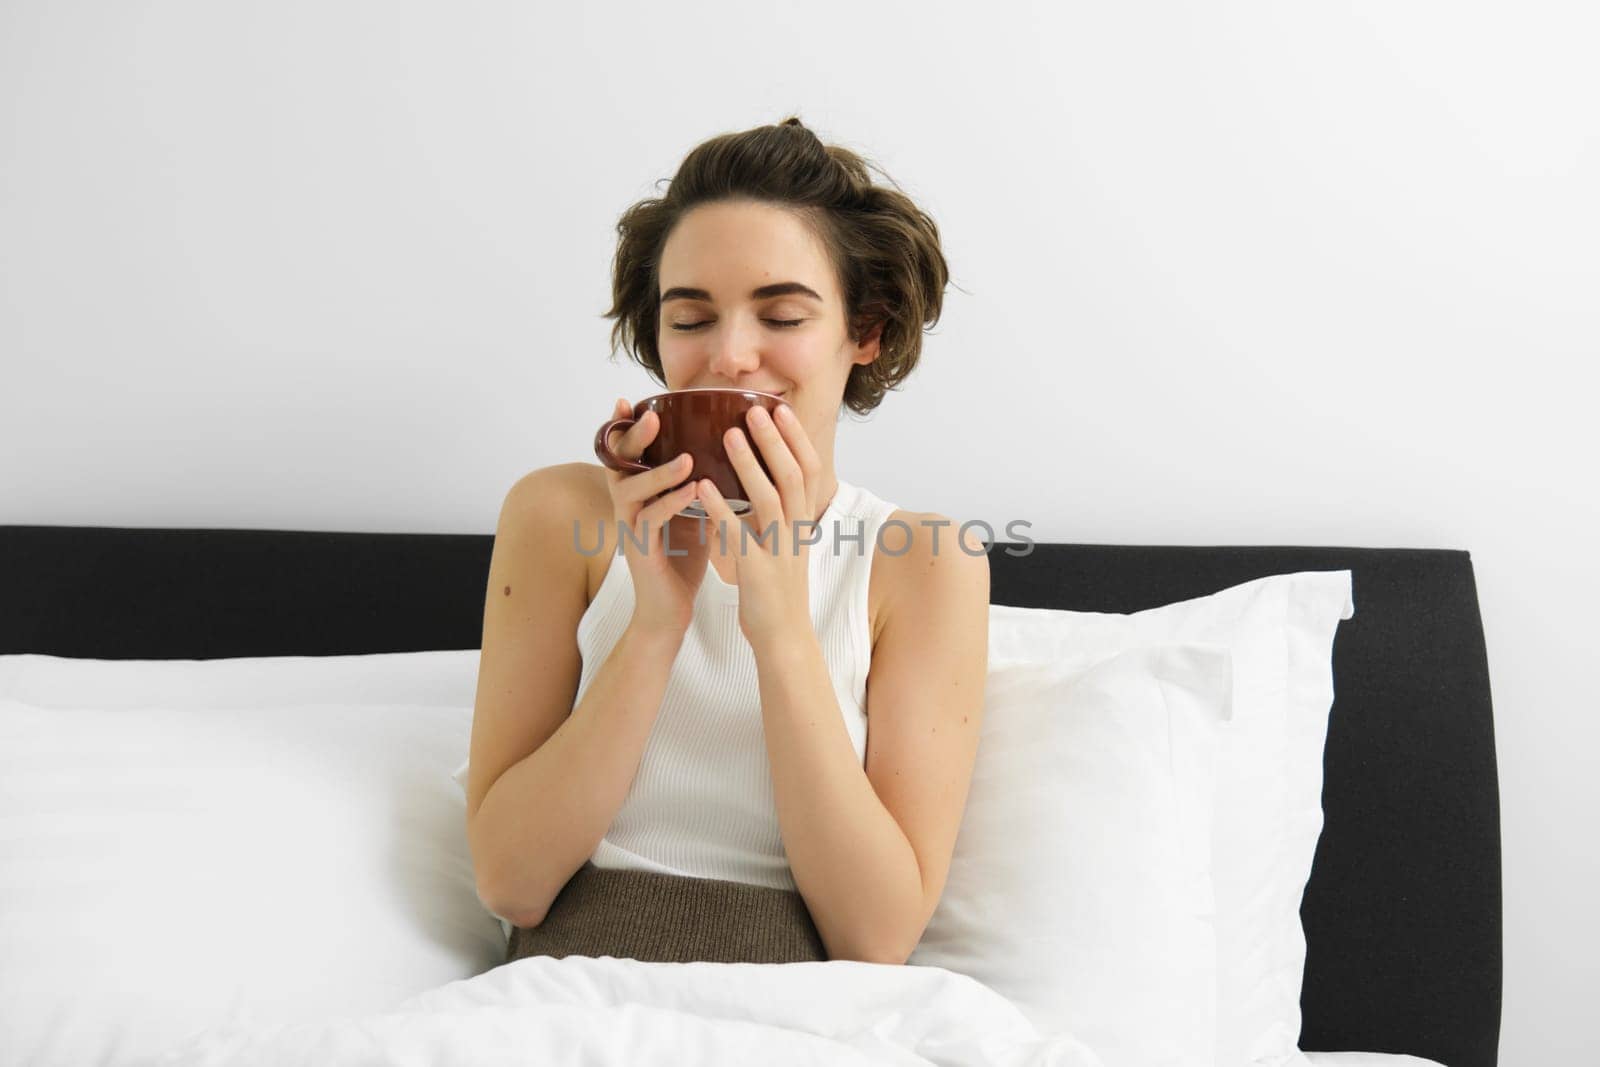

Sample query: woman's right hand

[601,397,705,638]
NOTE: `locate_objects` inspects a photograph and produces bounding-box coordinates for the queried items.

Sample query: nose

[704,319,762,382]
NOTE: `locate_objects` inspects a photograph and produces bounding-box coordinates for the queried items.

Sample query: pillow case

[909,642,1234,1067]
[985,569,1356,1067]
[0,648,481,710]
[0,694,503,1067]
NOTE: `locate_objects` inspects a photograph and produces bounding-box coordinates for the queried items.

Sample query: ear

[850,320,884,367]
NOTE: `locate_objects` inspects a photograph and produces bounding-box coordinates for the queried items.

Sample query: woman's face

[654,199,880,458]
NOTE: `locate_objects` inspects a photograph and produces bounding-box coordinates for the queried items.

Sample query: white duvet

[151,954,1108,1067]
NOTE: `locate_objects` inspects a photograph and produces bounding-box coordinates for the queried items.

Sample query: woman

[462,116,989,966]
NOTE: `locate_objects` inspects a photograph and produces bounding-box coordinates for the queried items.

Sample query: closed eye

[669,319,804,332]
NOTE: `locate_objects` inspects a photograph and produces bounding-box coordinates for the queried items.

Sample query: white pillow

[0,648,481,710]
[984,569,1356,1067]
[910,643,1234,1067]
[0,694,504,1067]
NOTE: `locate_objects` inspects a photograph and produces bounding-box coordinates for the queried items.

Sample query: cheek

[657,344,695,380]
[772,342,828,377]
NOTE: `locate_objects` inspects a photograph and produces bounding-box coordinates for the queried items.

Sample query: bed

[0,523,1501,1067]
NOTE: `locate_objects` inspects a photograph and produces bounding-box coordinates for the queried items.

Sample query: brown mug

[594,388,784,517]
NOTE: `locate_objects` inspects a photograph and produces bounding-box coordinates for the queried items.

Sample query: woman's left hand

[696,402,827,651]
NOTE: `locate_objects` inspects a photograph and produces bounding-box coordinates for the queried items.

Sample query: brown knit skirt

[505,860,828,965]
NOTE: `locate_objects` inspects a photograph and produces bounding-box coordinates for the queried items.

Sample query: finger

[743,406,805,522]
[722,426,782,530]
[634,480,701,535]
[694,479,737,551]
[616,452,694,507]
[611,455,691,526]
[771,403,823,509]
[602,406,658,465]
[698,478,772,556]
[621,409,660,459]
[603,405,665,495]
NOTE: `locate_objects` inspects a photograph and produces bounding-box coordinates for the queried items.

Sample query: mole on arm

[504,585,512,596]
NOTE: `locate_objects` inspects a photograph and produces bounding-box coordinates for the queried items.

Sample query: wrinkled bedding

[152,954,1108,1066]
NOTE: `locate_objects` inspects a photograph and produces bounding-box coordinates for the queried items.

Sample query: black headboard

[0,525,1501,1067]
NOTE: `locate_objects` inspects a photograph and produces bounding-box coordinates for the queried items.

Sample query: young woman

[462,116,989,966]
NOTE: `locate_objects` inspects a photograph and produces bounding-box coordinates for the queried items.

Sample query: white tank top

[579,476,901,891]
[454,476,901,934]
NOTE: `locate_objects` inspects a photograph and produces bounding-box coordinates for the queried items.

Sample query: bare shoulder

[869,508,991,647]
[504,462,603,529]
[503,462,614,601]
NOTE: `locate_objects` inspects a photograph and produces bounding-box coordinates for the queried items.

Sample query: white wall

[2,2,1594,1060]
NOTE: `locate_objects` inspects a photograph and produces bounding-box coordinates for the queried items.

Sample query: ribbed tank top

[456,476,902,939]
[580,476,901,890]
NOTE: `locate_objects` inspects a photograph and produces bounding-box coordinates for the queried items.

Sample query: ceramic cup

[594,388,784,517]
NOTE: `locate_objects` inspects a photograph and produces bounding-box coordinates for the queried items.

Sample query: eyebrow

[659,282,824,305]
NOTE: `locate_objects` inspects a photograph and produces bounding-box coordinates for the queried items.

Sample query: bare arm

[464,464,684,928]
[752,516,989,963]
[471,622,684,927]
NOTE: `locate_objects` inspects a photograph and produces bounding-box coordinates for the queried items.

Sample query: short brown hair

[603,116,951,417]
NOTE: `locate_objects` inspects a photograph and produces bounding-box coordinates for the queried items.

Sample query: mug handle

[594,418,652,474]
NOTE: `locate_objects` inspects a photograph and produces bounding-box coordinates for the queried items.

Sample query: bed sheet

[153,953,1108,1066]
